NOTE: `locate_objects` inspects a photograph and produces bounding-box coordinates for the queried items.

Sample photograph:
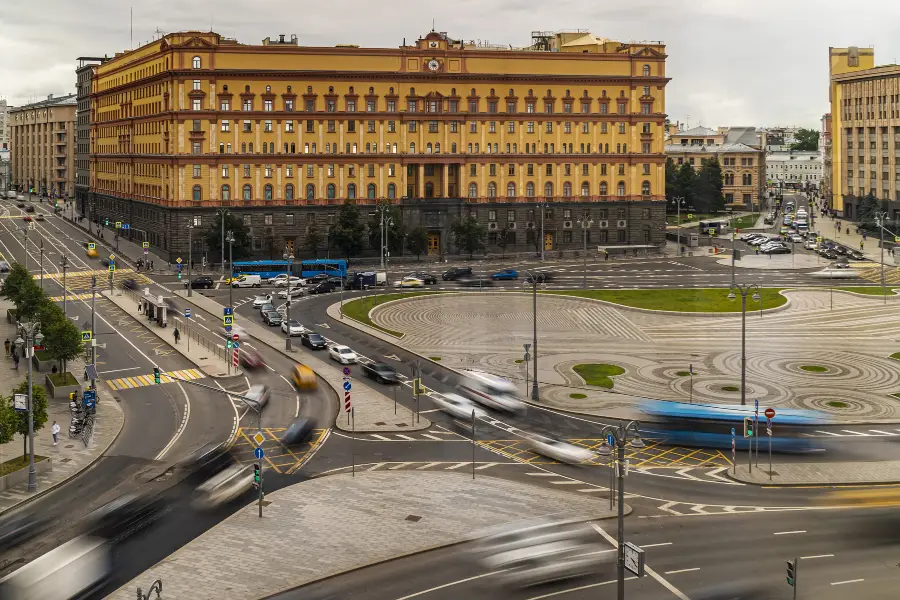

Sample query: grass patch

[0,455,48,477]
[890,352,900,361]
[548,288,786,313]
[340,292,441,337]
[800,365,828,373]
[569,393,587,399]
[666,212,719,226]
[721,385,740,392]
[675,370,692,377]
[730,213,761,230]
[835,286,898,296]
[826,400,849,408]
[514,359,524,364]
[573,363,625,389]
[48,371,79,386]
[429,356,441,361]
[34,349,53,362]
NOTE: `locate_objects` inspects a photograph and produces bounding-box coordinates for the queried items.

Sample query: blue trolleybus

[231,260,300,279]
[300,259,348,278]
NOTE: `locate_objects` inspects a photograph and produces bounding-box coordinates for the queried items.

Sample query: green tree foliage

[496,223,512,257]
[695,157,726,213]
[42,310,84,372]
[10,379,48,458]
[665,157,678,204]
[674,162,698,210]
[0,263,32,307]
[790,128,820,152]
[331,201,366,260]
[304,224,323,258]
[0,397,15,446]
[202,213,252,263]
[367,205,406,256]
[451,216,486,259]
[405,226,429,260]
[856,193,881,229]
[1,263,44,321]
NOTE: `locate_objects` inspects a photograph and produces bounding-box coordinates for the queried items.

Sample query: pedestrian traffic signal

[743,416,754,438]
[253,462,261,484]
[177,271,182,280]
[786,559,796,586]
[153,367,161,384]
[104,218,109,226]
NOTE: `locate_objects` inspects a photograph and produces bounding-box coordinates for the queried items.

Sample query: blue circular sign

[343,367,351,376]
[232,341,240,349]
[343,381,352,391]
[254,447,264,459]
[607,433,615,447]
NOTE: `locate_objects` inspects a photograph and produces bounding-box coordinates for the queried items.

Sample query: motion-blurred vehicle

[35,213,44,221]
[244,384,271,411]
[300,331,327,350]
[0,513,52,550]
[457,276,494,287]
[458,370,525,414]
[120,278,137,290]
[240,348,266,369]
[191,276,214,289]
[442,266,472,281]
[291,364,318,391]
[821,249,838,260]
[431,392,488,420]
[271,275,304,287]
[191,464,254,510]
[848,250,867,261]
[307,281,335,294]
[328,345,358,364]
[407,272,437,284]
[523,433,598,464]
[277,287,305,299]
[251,294,273,308]
[99,258,111,268]
[761,246,791,254]
[306,273,330,284]
[24,205,34,213]
[85,489,168,540]
[0,261,10,273]
[220,325,247,341]
[177,442,236,486]
[491,268,519,280]
[281,319,305,336]
[394,276,424,288]
[824,487,900,508]
[258,303,275,317]
[22,215,31,222]
[524,272,554,283]
[0,535,110,599]
[282,416,318,446]
[15,202,24,208]
[86,247,98,259]
[833,257,850,269]
[361,361,398,384]
[262,310,283,326]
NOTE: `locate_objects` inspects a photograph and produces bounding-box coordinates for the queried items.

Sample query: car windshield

[338,348,353,354]
[309,334,324,341]
[287,320,300,326]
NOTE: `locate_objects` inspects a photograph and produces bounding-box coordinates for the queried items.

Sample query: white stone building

[766,150,823,190]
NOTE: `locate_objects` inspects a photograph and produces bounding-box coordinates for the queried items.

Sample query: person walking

[4,338,9,358]
[860,240,865,251]
[51,421,60,446]
[12,349,19,370]
[173,327,180,345]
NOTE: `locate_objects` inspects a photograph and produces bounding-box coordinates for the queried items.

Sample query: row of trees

[665,157,726,213]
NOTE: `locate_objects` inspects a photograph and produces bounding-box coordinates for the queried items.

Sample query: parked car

[491,268,519,281]
[262,310,283,326]
[848,250,867,261]
[834,245,849,256]
[762,246,791,255]
[408,272,437,285]
[24,205,34,213]
[252,294,273,308]
[442,266,473,281]
[281,319,305,336]
[328,344,358,364]
[300,331,327,350]
[191,276,214,289]
[258,303,275,317]
[282,417,318,446]
[307,281,334,294]
[394,276,424,288]
[361,362,398,384]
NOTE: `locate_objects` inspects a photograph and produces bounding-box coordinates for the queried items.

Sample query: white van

[6,191,16,199]
[458,370,526,415]
[0,535,110,600]
[376,271,387,286]
[231,274,262,288]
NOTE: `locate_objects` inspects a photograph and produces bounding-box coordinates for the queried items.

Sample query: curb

[724,471,900,487]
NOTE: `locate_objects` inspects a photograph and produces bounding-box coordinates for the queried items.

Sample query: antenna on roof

[432,18,435,32]
[130,7,133,49]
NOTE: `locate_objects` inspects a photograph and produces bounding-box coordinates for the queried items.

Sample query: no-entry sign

[764,407,775,420]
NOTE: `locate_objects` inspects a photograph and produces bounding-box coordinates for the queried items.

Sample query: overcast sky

[3,0,900,129]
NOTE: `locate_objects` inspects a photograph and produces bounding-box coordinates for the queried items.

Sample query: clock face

[428,59,440,71]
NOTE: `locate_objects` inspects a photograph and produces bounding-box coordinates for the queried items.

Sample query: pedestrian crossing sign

[413,378,427,395]
[223,315,234,326]
[142,242,150,249]
[115,221,122,229]
[108,264,115,272]
[88,243,95,250]
[81,331,92,342]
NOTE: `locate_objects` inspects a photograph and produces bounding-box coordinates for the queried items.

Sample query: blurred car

[24,205,34,213]
[394,276,424,288]
[328,344,358,364]
[491,268,519,280]
[327,276,345,288]
[35,213,45,221]
[306,273,330,284]
[239,348,265,369]
[848,250,866,261]
[262,310,283,326]
[120,278,137,290]
[525,272,555,283]
[779,226,789,235]
[177,442,236,486]
[458,370,525,414]
[220,325,247,341]
[15,202,24,208]
[307,281,335,294]
[824,487,900,508]
[191,464,254,510]
[281,319,305,336]
[100,258,111,268]
[442,266,472,281]
[0,535,111,600]
[85,489,168,539]
[0,261,10,273]
[252,294,273,308]
[277,287,305,299]
[0,513,52,550]
[86,247,98,259]
[291,364,317,391]
[245,384,271,411]
[833,257,850,269]
[22,215,31,222]
[761,246,791,254]
[300,331,327,350]
[408,272,437,284]
[457,276,494,287]
[282,416,318,446]
[821,249,838,260]
[191,276,214,289]
[271,275,305,287]
[523,434,597,464]
[431,392,488,421]
[361,361,398,384]
[258,302,275,317]
[834,245,849,255]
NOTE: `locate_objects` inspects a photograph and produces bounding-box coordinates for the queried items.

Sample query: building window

[367,100,376,112]
[221,185,230,201]
[264,99,273,111]
[545,122,553,133]
[468,182,478,198]
[387,183,396,199]
[347,184,357,199]
[286,213,295,225]
[347,100,356,112]
[285,120,294,132]
[306,184,315,199]
[641,181,651,196]
[387,121,396,133]
[387,100,396,112]
[191,185,201,201]
[285,184,294,200]
[192,99,201,111]
[191,142,201,154]
[429,120,439,133]
[326,184,336,199]
[327,100,336,112]
[242,99,252,111]
[243,164,251,177]
[643,64,650,76]
[192,56,201,69]
[617,182,626,197]
[264,120,272,132]
[242,184,252,201]
[243,214,252,226]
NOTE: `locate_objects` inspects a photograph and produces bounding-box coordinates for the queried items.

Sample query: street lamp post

[39,241,44,290]
[875,212,889,304]
[186,224,194,297]
[537,201,547,261]
[728,283,761,406]
[671,196,685,256]
[597,421,645,600]
[522,270,545,400]
[15,322,44,492]
[283,248,294,351]
[226,231,235,311]
[217,209,229,274]
[60,254,69,317]
[577,217,593,289]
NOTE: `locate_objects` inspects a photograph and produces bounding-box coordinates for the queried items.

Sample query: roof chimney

[47,94,53,101]
[279,34,285,43]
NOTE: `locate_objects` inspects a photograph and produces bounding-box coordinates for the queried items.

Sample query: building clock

[427,59,440,71]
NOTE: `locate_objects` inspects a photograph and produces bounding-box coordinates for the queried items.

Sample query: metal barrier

[136,579,162,600]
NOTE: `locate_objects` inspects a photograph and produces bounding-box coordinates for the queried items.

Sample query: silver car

[192,464,254,510]
[523,434,597,464]
[431,392,489,421]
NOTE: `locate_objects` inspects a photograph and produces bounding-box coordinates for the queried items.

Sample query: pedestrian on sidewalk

[860,240,865,251]
[4,338,9,357]
[12,349,19,370]
[51,421,60,446]
[173,327,180,345]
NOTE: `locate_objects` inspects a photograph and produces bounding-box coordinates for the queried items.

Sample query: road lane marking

[550,480,583,485]
[642,542,674,548]
[525,577,626,599]
[369,434,391,441]
[665,568,700,575]
[801,554,834,559]
[416,462,441,469]
[774,530,806,535]
[577,488,606,493]
[421,434,444,440]
[831,579,864,586]
[392,571,502,600]
[99,367,142,374]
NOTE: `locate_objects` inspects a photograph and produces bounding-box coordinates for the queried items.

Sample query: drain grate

[60,458,71,464]
[405,515,422,522]
[374,421,386,426]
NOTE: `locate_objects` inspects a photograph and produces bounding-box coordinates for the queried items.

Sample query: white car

[328,344,358,364]
[281,319,305,336]
[394,276,425,288]
[523,434,598,465]
[431,393,489,421]
[790,234,803,243]
[277,287,305,299]
[805,240,818,250]
[192,464,254,510]
[245,384,271,411]
[251,294,273,308]
[272,275,305,288]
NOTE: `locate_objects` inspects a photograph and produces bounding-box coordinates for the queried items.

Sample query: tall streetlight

[283,247,295,351]
[522,270,546,400]
[536,201,548,260]
[874,211,889,304]
[671,196,686,256]
[577,216,592,289]
[226,231,235,311]
[597,421,645,600]
[217,208,230,274]
[728,283,760,406]
[186,224,194,297]
[60,254,69,317]
[15,322,44,492]
[39,240,44,290]
[374,203,392,270]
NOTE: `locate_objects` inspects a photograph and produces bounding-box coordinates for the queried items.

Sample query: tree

[304,224,323,257]
[665,157,678,205]
[10,378,48,459]
[856,193,881,229]
[790,128,820,152]
[405,226,429,261]
[0,397,15,446]
[0,263,32,308]
[451,216,485,259]
[695,157,725,213]
[330,201,366,261]
[674,162,698,211]
[367,205,406,257]
[496,223,511,258]
[202,213,251,263]
[42,312,83,373]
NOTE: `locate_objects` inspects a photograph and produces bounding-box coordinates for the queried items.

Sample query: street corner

[231,426,327,475]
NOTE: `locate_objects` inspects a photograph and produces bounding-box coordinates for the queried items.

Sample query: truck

[347,271,378,290]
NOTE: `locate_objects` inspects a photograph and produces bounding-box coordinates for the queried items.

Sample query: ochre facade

[90,30,669,259]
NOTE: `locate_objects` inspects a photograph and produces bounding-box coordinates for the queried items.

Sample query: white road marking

[99,367,142,374]
[475,462,499,470]
[664,568,700,575]
[831,579,864,586]
[526,472,558,477]
[369,434,391,441]
[774,530,806,535]
[416,462,441,469]
[525,577,625,599]
[395,434,416,441]
[642,542,674,548]
[388,462,413,470]
[550,480,582,485]
[816,430,842,436]
[392,571,501,600]
[577,488,606,493]
[800,554,834,559]
[840,430,869,436]
[869,430,894,435]
[444,462,469,470]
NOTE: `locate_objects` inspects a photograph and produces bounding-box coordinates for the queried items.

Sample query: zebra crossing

[802,428,900,438]
[107,368,204,391]
[39,268,152,293]
[856,266,900,286]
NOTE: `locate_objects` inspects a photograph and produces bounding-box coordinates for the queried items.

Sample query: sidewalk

[108,471,622,600]
[729,460,900,486]
[821,214,893,265]
[175,291,428,432]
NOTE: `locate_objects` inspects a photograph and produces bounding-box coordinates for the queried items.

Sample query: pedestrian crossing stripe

[106,368,204,390]
[47,292,94,302]
[39,268,142,281]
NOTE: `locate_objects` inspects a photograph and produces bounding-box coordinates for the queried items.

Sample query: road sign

[232,341,240,349]
[142,242,150,249]
[109,254,115,262]
[232,333,239,341]
[755,399,759,413]
[895,236,900,244]
[184,308,191,318]
[88,242,95,250]
[343,380,352,391]
[766,418,772,436]
[344,391,351,413]
[13,394,26,411]
[83,389,97,409]
[607,433,615,447]
[176,257,183,264]
[81,331,92,342]
[122,223,130,230]
[765,407,775,419]
[687,213,693,220]
[108,265,115,272]
[115,221,122,229]
[816,236,822,242]
[223,307,233,316]
[254,446,264,460]
[224,325,232,333]
[342,366,351,376]
[223,315,234,326]
[252,431,266,446]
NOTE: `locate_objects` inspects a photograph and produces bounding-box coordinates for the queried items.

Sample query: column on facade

[442,163,449,198]
[417,163,425,198]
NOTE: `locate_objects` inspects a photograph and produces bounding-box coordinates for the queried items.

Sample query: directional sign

[87,242,95,250]
[81,331,92,342]
[176,257,183,264]
[343,380,352,391]
[252,431,266,446]
[254,446,264,460]
[223,315,234,326]
[122,223,130,230]
[184,308,191,318]
[223,307,234,316]
[766,418,772,436]
[755,399,759,414]
[232,341,240,349]
[115,221,122,229]
[83,389,97,409]
[765,407,775,420]
[343,367,351,376]
[142,242,150,249]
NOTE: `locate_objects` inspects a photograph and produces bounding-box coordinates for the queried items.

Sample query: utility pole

[283,247,294,351]
[39,240,44,290]
[15,322,44,493]
[227,231,235,311]
[219,209,229,275]
[91,275,97,391]
[578,217,592,289]
[60,254,69,317]
[186,224,194,297]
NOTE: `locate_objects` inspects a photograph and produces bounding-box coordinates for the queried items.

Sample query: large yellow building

[90,30,669,259]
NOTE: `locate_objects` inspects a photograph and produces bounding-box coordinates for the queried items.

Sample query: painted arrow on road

[384,354,401,361]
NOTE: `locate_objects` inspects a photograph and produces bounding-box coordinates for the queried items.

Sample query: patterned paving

[231,426,327,475]
[856,265,900,286]
[106,368,204,391]
[39,268,152,293]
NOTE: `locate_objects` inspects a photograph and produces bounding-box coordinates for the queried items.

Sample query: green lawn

[721,385,739,392]
[666,212,720,226]
[730,213,761,230]
[548,288,787,313]
[800,365,828,373]
[569,393,587,399]
[573,363,625,389]
[834,286,899,296]
[890,352,900,361]
[675,371,692,377]
[0,455,48,477]
[339,292,440,337]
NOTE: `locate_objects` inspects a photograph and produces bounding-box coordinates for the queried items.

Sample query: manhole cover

[405,515,422,522]
[397,423,408,427]
[60,458,71,464]
[374,422,386,426]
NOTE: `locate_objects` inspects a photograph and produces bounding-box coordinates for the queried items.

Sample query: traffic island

[729,460,900,486]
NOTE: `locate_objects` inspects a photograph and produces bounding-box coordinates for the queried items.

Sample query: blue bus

[639,400,832,453]
[300,259,347,278]
[232,260,300,279]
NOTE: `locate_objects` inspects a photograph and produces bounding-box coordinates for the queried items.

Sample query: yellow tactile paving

[38,269,152,292]
[857,266,900,285]
[231,427,326,475]
[106,368,203,391]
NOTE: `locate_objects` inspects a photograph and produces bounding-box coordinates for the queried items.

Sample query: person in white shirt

[51,421,60,446]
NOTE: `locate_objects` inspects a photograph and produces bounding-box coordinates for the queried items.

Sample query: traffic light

[786,559,796,587]
[153,367,161,384]
[104,218,109,226]
[177,271,182,280]
[743,416,754,438]
[253,462,261,484]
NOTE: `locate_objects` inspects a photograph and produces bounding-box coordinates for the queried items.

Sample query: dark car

[282,417,318,446]
[833,257,850,269]
[362,361,399,384]
[442,266,473,281]
[822,249,838,260]
[120,278,137,291]
[834,245,849,255]
[258,302,275,317]
[85,488,168,540]
[457,276,494,287]
[100,258,111,268]
[408,272,437,285]
[525,272,555,283]
[848,250,866,261]
[15,202,24,208]
[307,273,330,284]
[178,442,236,485]
[262,310,283,326]
[23,205,34,213]
[0,514,52,551]
[308,281,334,294]
[300,331,327,350]
[191,276,214,289]
[327,276,345,288]
[763,246,791,255]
